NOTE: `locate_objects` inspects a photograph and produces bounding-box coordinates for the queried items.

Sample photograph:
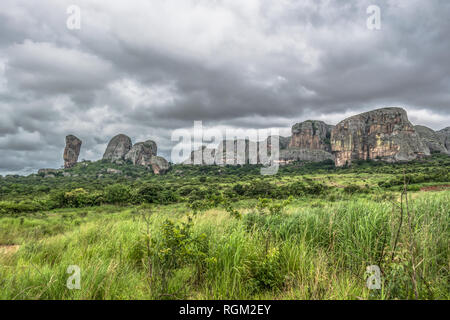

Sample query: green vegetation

[0,154,449,299]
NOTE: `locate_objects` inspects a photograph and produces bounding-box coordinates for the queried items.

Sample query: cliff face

[415,125,449,154]
[183,137,288,165]
[276,120,335,163]
[288,120,333,152]
[331,107,430,166]
[437,127,450,151]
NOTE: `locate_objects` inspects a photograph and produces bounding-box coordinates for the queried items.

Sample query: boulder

[106,168,122,174]
[63,135,82,168]
[124,140,157,166]
[331,107,430,166]
[149,156,169,174]
[415,125,448,154]
[103,134,132,162]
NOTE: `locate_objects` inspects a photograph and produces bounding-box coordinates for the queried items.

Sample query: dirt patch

[420,185,450,192]
[0,245,20,255]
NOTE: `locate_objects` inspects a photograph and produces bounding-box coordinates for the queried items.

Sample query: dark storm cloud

[0,0,449,174]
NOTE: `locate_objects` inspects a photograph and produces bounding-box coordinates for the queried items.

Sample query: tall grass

[0,191,448,299]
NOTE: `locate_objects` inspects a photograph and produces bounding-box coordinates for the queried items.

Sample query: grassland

[0,155,449,300]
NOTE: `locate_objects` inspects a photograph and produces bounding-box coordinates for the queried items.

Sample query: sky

[0,0,449,175]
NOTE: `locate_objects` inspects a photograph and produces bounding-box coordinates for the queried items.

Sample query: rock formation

[415,125,449,154]
[103,134,133,162]
[215,139,258,165]
[183,146,218,165]
[267,135,291,151]
[63,135,82,168]
[149,156,170,174]
[289,120,333,152]
[278,120,334,163]
[183,136,290,165]
[331,107,430,166]
[125,140,157,166]
[53,107,446,177]
[437,127,450,151]
[101,134,169,174]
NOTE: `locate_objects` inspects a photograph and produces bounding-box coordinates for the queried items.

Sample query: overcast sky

[0,0,449,175]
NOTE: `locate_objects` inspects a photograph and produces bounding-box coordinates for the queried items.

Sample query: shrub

[250,247,285,291]
[136,184,179,204]
[136,184,163,203]
[0,200,43,214]
[63,188,92,207]
[344,184,362,194]
[149,218,208,297]
[104,184,131,205]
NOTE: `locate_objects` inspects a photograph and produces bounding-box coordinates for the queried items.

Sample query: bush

[250,247,285,291]
[104,184,131,205]
[149,218,208,297]
[136,184,179,204]
[63,188,91,207]
[48,188,101,208]
[0,200,43,214]
[344,184,362,194]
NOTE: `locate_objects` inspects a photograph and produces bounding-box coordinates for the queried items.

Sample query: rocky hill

[38,107,449,175]
[331,108,430,166]
[184,107,448,167]
[289,120,333,152]
[414,125,449,154]
[437,127,450,150]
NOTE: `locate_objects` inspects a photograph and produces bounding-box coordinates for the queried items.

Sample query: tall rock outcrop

[183,131,337,165]
[183,146,217,165]
[183,136,292,165]
[103,134,132,162]
[276,120,334,163]
[415,125,448,154]
[125,140,157,166]
[267,135,291,151]
[437,127,450,151]
[215,139,258,165]
[63,135,82,168]
[289,120,333,152]
[331,107,429,166]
